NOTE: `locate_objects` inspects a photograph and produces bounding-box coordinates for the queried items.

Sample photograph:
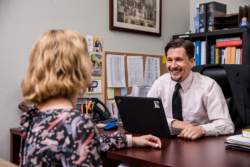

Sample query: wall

[0,0,189,160]
[190,0,250,33]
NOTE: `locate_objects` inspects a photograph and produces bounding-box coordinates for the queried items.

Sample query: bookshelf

[173,28,250,65]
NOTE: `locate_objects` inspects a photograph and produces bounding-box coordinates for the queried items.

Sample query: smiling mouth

[170,69,182,74]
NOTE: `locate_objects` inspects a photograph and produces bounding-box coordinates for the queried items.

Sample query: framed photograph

[90,53,102,77]
[109,0,162,36]
[86,78,103,95]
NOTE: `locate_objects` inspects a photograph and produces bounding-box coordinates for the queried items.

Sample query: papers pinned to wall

[144,57,160,86]
[106,54,126,88]
[127,56,144,87]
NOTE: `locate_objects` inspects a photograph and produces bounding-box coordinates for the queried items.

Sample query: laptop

[115,96,175,138]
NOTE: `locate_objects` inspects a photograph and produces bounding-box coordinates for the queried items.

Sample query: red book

[216,40,242,48]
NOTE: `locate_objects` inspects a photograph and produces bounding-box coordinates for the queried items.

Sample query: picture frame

[86,78,103,95]
[109,0,162,36]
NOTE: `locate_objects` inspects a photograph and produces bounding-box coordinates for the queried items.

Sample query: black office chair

[192,65,250,134]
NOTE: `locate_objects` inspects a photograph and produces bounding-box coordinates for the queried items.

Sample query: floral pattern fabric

[19,107,127,167]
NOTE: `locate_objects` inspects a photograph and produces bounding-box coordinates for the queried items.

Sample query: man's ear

[190,58,196,68]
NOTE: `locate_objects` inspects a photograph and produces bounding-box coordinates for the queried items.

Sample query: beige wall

[190,0,250,33]
[0,0,190,160]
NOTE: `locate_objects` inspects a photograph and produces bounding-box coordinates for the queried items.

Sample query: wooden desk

[10,127,250,167]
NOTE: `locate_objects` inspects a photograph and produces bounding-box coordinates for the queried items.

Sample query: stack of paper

[225,134,250,152]
[128,86,151,97]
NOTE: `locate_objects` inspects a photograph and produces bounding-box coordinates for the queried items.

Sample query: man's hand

[171,120,206,140]
[178,125,206,140]
[132,135,162,148]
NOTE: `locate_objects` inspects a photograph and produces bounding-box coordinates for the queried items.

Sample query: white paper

[227,134,250,144]
[144,57,160,86]
[127,56,144,87]
[106,54,126,88]
[128,86,151,97]
[107,100,119,119]
[86,35,93,52]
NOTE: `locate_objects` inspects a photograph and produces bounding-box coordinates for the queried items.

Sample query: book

[215,48,221,64]
[224,48,227,64]
[195,41,201,65]
[220,48,225,64]
[206,2,227,32]
[226,47,231,64]
[201,41,206,65]
[231,47,236,64]
[216,37,241,42]
[193,42,196,66]
[216,40,242,48]
[242,129,250,139]
[210,45,215,64]
[241,49,243,64]
[199,3,207,33]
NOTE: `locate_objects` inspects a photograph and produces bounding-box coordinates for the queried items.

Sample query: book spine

[193,42,196,66]
[206,2,214,32]
[226,47,231,64]
[195,41,201,65]
[216,40,242,48]
[199,3,207,33]
[221,49,224,64]
[216,37,241,42]
[201,41,206,65]
[210,45,215,64]
[215,48,220,64]
[241,49,243,64]
[231,47,236,64]
[224,48,227,64]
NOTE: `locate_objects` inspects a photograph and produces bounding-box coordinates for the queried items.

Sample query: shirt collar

[171,71,193,93]
[180,71,193,93]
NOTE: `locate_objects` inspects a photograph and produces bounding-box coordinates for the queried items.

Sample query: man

[147,39,234,140]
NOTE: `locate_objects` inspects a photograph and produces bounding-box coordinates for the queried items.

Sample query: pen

[85,100,87,114]
[87,101,91,114]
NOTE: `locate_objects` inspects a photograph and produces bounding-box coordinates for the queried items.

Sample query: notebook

[115,96,174,138]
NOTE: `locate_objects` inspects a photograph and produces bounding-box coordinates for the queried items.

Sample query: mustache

[169,67,182,71]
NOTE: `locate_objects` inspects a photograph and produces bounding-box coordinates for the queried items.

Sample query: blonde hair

[21,29,90,104]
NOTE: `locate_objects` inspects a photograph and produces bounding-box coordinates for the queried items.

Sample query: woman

[20,29,161,167]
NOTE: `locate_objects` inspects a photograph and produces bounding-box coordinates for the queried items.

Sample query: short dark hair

[165,39,194,60]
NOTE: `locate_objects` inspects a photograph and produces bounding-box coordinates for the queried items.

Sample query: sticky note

[162,56,166,64]
[107,88,114,99]
[124,54,126,56]
[121,87,127,96]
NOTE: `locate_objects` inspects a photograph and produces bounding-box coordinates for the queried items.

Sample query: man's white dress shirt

[147,71,234,136]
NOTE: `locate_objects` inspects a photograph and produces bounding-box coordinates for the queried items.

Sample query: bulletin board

[102,51,167,105]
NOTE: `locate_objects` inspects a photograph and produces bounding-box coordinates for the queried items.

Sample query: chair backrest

[201,66,232,99]
[192,65,243,134]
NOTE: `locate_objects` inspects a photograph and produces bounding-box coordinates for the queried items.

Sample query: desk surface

[10,127,250,167]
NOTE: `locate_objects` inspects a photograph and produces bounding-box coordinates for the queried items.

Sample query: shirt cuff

[199,124,215,136]
[167,118,181,135]
[167,118,176,128]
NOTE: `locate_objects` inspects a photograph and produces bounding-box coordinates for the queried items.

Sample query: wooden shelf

[173,28,250,65]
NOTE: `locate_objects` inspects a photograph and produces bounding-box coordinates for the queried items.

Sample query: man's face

[166,47,195,83]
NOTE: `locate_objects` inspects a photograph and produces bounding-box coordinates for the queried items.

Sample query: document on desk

[106,54,126,87]
[128,86,151,97]
[127,56,144,87]
[144,57,160,86]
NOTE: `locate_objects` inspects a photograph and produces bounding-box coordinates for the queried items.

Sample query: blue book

[195,41,201,65]
[210,45,215,64]
[216,37,240,42]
